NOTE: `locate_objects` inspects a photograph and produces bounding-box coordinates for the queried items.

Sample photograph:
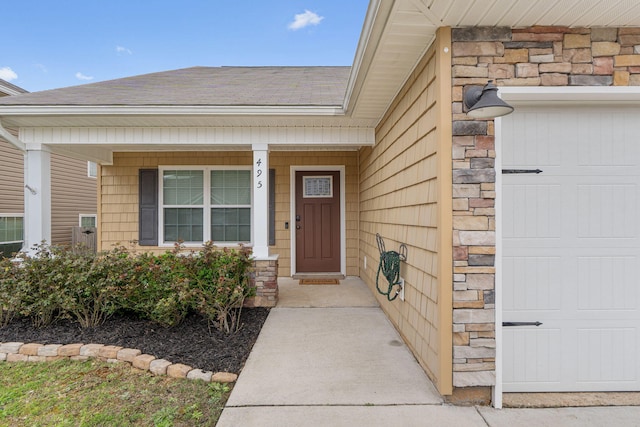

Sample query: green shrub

[187,242,254,334]
[120,250,193,327]
[0,256,23,327]
[58,246,131,328]
[0,241,256,333]
[14,244,70,328]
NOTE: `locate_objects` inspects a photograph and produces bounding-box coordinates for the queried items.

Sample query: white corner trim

[493,114,505,409]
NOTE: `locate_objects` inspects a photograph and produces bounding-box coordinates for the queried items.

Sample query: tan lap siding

[359,28,453,395]
[0,139,24,214]
[50,154,97,246]
[100,151,359,278]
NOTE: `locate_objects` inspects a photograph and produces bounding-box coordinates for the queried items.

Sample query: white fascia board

[0,105,346,116]
[343,0,384,112]
[499,86,640,104]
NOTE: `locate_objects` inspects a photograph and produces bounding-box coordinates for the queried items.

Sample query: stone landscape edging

[0,341,238,383]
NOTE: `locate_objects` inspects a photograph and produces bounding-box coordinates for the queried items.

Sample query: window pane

[163,170,203,205]
[225,225,239,240]
[80,216,96,227]
[164,208,203,242]
[88,161,98,178]
[238,188,251,205]
[0,217,24,243]
[238,208,251,223]
[211,170,251,206]
[239,225,251,241]
[210,207,250,242]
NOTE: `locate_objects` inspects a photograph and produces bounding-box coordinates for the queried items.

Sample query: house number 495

[256,158,263,188]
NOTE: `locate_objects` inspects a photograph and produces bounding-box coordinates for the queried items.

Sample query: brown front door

[295,171,341,272]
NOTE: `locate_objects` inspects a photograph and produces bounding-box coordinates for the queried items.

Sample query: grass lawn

[0,359,230,426]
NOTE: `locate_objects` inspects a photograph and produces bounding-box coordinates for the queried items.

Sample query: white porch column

[252,144,270,258]
[23,146,52,251]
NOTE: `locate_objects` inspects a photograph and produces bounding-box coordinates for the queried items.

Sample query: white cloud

[0,67,18,81]
[116,45,132,55]
[75,72,94,81]
[288,10,324,30]
[35,63,48,73]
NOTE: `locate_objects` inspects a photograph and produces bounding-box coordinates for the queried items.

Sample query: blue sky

[2,1,370,92]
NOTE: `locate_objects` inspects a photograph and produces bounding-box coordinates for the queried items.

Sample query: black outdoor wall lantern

[464,80,514,119]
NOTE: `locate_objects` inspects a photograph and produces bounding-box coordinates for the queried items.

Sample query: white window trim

[87,161,98,178]
[158,165,253,247]
[78,214,97,227]
[0,213,24,244]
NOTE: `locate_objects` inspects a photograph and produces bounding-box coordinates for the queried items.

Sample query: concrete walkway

[217,277,640,426]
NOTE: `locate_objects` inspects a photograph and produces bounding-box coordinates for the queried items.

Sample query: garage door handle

[502,169,543,174]
[503,321,543,327]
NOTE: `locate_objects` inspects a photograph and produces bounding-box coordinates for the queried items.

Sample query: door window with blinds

[159,167,251,245]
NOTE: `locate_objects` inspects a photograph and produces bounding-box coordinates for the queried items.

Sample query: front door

[295,171,341,273]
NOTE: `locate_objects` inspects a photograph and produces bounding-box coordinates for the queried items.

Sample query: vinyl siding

[0,139,24,214]
[359,28,453,394]
[50,154,97,245]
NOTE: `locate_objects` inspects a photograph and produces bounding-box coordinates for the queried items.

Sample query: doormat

[299,278,340,285]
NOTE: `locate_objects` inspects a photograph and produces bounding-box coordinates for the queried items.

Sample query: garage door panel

[577,114,639,167]
[504,256,562,311]
[577,184,637,238]
[577,256,637,311]
[503,328,562,386]
[503,184,562,239]
[578,328,637,384]
[502,106,640,392]
[502,112,564,167]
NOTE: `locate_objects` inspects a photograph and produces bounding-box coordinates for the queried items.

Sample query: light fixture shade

[464,81,514,119]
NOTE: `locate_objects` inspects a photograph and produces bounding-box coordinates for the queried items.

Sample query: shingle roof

[0,79,28,96]
[0,66,351,107]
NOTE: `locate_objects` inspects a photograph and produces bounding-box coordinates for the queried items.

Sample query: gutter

[0,105,346,117]
[0,120,26,152]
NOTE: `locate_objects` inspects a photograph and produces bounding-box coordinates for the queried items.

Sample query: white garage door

[501,106,640,392]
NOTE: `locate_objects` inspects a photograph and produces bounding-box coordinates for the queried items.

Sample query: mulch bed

[0,308,270,374]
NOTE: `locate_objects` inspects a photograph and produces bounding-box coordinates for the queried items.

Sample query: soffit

[348,0,640,123]
[0,114,376,128]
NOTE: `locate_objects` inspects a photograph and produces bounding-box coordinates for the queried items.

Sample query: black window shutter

[139,169,158,246]
[268,168,275,246]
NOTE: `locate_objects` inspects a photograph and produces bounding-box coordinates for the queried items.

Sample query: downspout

[0,120,26,152]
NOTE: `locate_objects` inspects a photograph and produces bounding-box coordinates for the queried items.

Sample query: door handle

[296,215,301,222]
[296,225,301,230]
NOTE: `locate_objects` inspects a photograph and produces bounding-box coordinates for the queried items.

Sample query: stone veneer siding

[450,26,640,389]
[246,258,278,307]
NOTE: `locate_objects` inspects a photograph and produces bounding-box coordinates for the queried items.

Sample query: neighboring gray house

[0,79,96,256]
